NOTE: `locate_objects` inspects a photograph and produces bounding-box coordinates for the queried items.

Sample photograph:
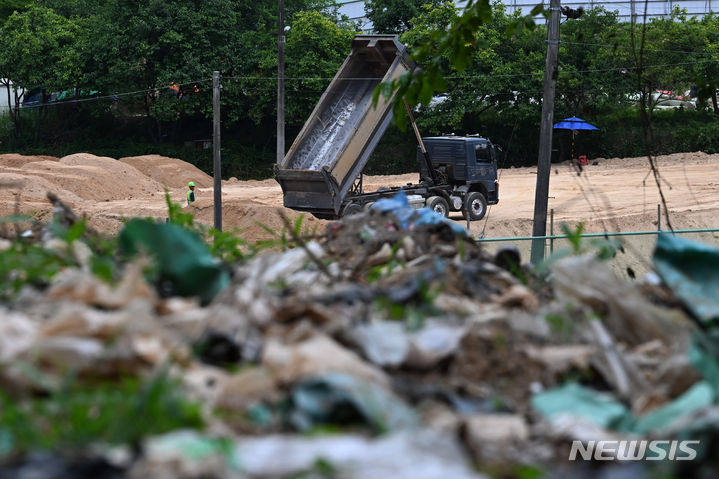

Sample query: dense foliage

[1,0,719,174]
[364,0,445,34]
[384,2,719,166]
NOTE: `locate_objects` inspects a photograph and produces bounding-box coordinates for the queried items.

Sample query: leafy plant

[374,280,443,330]
[0,373,203,455]
[165,191,195,228]
[535,222,623,276]
[0,240,77,300]
[562,222,585,254]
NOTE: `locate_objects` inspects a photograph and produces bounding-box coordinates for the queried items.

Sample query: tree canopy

[1,0,719,174]
[364,0,445,34]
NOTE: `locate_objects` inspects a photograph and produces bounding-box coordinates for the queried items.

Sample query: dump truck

[275,34,499,220]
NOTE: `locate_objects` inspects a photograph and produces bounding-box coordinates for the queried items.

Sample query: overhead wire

[11,53,718,111]
[15,78,213,109]
[559,40,719,57]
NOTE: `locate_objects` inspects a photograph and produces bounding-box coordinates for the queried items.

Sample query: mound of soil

[187,198,326,243]
[0,154,59,168]
[119,155,212,189]
[19,154,163,202]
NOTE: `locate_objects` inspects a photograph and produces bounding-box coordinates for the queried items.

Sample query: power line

[227,57,719,82]
[560,40,719,57]
[15,78,212,109]
[12,55,716,110]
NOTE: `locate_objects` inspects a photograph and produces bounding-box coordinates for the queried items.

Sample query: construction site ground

[2,151,719,276]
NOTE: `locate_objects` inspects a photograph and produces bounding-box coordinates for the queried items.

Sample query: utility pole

[213,70,222,231]
[277,0,285,165]
[530,0,561,264]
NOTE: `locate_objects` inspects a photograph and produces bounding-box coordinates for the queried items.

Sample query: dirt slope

[119,155,212,189]
[3,151,719,248]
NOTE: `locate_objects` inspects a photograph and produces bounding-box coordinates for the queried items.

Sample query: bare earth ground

[3,151,719,276]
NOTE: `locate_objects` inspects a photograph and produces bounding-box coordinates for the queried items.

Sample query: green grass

[0,372,203,456]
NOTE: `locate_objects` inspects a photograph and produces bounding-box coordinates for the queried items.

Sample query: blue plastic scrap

[531,381,715,435]
[652,233,719,326]
[530,382,630,430]
[370,191,469,237]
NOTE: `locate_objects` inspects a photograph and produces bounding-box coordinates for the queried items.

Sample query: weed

[0,372,203,456]
[545,313,575,340]
[563,222,585,254]
[0,240,77,300]
[536,222,623,276]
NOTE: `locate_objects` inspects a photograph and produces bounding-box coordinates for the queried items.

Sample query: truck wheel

[341,202,362,217]
[426,196,449,218]
[465,192,487,221]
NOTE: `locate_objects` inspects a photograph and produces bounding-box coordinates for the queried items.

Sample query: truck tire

[341,202,362,217]
[426,196,449,218]
[464,192,487,221]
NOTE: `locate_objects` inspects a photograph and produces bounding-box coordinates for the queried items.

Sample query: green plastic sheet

[530,382,630,430]
[119,219,230,303]
[653,233,719,326]
[532,381,714,435]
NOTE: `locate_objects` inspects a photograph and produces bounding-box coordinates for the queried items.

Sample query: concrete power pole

[213,71,222,231]
[530,0,561,264]
[277,0,285,165]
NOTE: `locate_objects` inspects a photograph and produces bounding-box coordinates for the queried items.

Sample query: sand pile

[0,154,59,168]
[187,198,326,243]
[119,155,212,189]
[0,171,84,204]
[19,154,164,202]
[562,151,719,169]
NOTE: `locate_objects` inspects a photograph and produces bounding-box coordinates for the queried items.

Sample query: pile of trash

[1,192,719,478]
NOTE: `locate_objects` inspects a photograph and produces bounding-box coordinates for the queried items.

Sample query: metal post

[550,208,555,254]
[213,71,222,231]
[657,204,661,232]
[530,0,561,264]
[277,0,285,165]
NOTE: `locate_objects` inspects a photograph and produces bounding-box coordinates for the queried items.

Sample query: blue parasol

[553,117,598,160]
[553,116,599,131]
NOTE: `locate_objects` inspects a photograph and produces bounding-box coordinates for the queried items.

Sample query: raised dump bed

[276,35,412,218]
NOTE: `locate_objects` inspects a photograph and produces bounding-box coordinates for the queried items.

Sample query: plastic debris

[2,191,717,477]
[262,335,391,387]
[346,321,410,367]
[119,219,230,303]
[531,382,631,430]
[370,189,469,237]
[289,373,417,433]
[130,430,239,479]
[235,430,487,479]
[653,233,719,326]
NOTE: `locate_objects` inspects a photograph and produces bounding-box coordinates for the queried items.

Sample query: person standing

[187,181,196,205]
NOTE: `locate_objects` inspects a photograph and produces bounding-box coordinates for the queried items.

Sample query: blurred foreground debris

[1,195,719,477]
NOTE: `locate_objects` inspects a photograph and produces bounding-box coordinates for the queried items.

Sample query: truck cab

[418,135,500,205]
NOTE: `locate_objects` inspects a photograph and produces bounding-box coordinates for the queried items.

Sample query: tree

[0,4,82,132]
[555,7,630,116]
[225,1,351,127]
[374,0,542,128]
[365,0,445,34]
[284,10,356,123]
[399,3,544,136]
[0,0,31,22]
[78,0,246,140]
